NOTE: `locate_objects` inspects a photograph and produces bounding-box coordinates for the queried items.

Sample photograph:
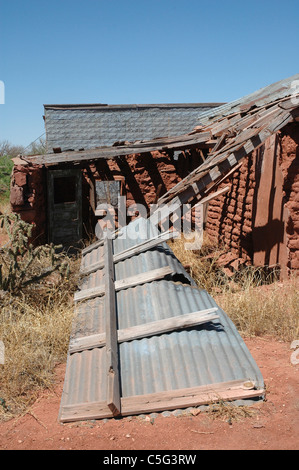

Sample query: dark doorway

[47,169,82,246]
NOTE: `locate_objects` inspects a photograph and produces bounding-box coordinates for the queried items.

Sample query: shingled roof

[43,102,223,153]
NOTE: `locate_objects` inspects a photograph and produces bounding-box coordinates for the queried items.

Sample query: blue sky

[0,0,298,147]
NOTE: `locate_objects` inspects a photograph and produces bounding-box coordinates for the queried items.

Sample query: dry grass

[169,233,229,293]
[169,234,299,342]
[217,277,299,341]
[206,399,257,424]
[0,219,80,419]
[0,273,79,419]
[0,200,9,215]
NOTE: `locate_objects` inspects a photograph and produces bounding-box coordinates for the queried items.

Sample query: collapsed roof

[153,73,299,212]
[22,75,299,219]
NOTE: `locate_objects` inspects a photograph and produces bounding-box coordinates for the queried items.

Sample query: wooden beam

[23,131,212,166]
[69,307,219,353]
[202,161,243,195]
[118,309,219,342]
[60,401,113,423]
[60,379,264,421]
[104,236,121,416]
[82,230,118,256]
[194,186,230,206]
[121,379,265,415]
[74,266,174,302]
[81,230,179,276]
[153,107,294,214]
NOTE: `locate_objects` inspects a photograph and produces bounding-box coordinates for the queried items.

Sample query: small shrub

[0,213,70,294]
[0,155,13,203]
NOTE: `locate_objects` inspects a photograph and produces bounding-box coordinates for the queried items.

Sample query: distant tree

[26,137,46,155]
[0,136,47,159]
[0,140,25,158]
[0,140,25,202]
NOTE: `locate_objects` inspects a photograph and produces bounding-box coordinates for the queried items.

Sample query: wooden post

[104,235,121,416]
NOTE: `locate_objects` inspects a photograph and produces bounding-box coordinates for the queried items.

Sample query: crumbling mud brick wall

[205,125,299,277]
[10,163,47,244]
[83,148,205,229]
[85,149,204,210]
[279,123,299,275]
[205,153,256,268]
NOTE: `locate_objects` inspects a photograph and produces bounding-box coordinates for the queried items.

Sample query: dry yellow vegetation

[169,235,299,342]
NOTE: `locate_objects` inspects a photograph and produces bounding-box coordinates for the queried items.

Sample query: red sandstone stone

[14,172,27,187]
[10,186,24,206]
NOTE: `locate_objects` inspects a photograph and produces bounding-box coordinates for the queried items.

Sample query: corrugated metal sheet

[44,103,221,152]
[59,218,264,422]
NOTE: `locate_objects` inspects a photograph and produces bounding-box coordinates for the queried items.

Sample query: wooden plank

[252,134,288,274]
[104,236,121,416]
[60,379,264,421]
[149,198,182,227]
[69,332,106,353]
[115,266,173,291]
[120,309,220,341]
[154,107,294,213]
[69,307,219,353]
[74,266,174,302]
[24,131,212,166]
[121,379,265,415]
[60,401,113,423]
[81,230,179,276]
[82,230,118,256]
[201,162,242,196]
[194,186,230,207]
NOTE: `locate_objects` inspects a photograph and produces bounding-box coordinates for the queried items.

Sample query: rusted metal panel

[59,218,264,422]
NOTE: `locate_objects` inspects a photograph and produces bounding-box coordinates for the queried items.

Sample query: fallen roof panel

[59,218,264,422]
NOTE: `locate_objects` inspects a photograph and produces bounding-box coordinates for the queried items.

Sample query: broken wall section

[10,163,47,244]
[280,123,299,275]
[10,148,206,244]
[205,153,256,271]
[83,148,205,233]
[205,126,299,278]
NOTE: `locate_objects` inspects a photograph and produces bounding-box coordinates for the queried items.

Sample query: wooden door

[48,169,82,246]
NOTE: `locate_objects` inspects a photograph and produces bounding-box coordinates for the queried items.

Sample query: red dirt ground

[0,336,298,451]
